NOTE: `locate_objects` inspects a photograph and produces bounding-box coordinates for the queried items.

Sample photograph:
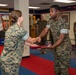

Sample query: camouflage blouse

[36,20,47,36]
[47,17,72,53]
[1,24,27,64]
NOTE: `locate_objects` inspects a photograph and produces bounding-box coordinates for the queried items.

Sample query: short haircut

[50,5,60,11]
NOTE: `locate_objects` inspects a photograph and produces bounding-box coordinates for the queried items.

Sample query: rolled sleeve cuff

[22,33,29,40]
[60,29,69,34]
[46,24,50,28]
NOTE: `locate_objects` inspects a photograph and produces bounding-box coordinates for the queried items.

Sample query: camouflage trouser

[1,62,20,75]
[54,50,71,75]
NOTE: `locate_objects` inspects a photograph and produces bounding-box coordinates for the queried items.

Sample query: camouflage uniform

[0,24,27,75]
[47,17,72,75]
[35,20,47,54]
[35,20,47,45]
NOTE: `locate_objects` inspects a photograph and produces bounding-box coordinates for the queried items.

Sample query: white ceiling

[0,0,76,10]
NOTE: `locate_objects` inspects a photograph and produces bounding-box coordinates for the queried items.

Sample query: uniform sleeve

[22,33,29,40]
[46,19,51,29]
[15,27,28,38]
[60,29,69,34]
[60,20,69,34]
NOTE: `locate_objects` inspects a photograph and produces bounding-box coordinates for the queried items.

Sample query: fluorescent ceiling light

[0,4,8,6]
[29,6,40,9]
[54,0,76,3]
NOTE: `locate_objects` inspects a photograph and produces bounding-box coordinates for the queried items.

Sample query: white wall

[69,10,76,44]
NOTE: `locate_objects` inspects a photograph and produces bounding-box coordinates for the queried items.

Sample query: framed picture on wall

[2,14,10,30]
[61,12,70,29]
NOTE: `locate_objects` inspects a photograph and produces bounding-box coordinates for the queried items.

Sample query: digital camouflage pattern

[36,20,47,36]
[47,17,72,75]
[35,20,47,45]
[1,24,27,75]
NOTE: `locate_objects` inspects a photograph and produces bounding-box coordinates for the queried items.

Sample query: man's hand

[41,44,54,49]
[47,44,53,48]
[30,37,41,44]
[36,37,41,43]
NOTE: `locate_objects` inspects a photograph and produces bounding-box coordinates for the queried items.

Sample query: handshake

[33,36,41,43]
[30,37,54,49]
[25,36,42,47]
